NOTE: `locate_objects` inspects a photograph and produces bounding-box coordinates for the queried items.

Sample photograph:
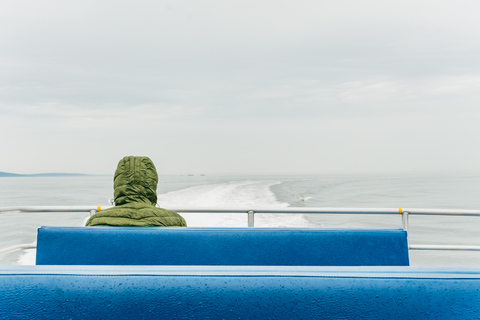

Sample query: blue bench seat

[1,266,479,319]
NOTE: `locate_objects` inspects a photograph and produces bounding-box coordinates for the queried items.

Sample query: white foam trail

[158,181,286,207]
[17,249,36,265]
[158,180,319,228]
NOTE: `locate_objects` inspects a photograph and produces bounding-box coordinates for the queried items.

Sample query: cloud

[1,0,480,174]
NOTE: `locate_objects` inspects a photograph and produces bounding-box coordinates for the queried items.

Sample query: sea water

[1,173,480,266]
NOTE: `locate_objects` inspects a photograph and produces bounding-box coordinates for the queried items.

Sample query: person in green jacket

[86,156,187,227]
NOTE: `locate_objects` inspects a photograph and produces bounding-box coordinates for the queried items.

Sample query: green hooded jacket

[85,156,187,227]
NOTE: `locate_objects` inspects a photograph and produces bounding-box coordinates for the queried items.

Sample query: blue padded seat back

[36,227,409,266]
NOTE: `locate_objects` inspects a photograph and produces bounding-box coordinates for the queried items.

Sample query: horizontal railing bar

[172,208,402,214]
[0,206,101,214]
[409,245,480,251]
[2,206,480,216]
[4,243,480,255]
[2,206,480,254]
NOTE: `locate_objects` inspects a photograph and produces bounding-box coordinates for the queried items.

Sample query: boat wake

[157,180,319,228]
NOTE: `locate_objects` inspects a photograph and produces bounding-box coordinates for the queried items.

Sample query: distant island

[0,171,91,178]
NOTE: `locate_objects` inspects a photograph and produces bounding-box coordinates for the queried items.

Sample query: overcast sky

[1,0,480,175]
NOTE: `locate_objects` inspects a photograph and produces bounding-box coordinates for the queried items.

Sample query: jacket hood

[113,156,158,206]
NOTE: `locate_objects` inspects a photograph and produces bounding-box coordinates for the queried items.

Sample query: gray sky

[1,0,480,175]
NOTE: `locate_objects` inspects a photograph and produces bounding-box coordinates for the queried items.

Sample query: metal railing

[1,206,480,254]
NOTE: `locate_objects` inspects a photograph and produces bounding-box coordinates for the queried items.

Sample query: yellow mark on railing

[97,206,101,212]
[399,208,403,214]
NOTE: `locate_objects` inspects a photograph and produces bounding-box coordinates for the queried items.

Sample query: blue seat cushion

[1,266,479,319]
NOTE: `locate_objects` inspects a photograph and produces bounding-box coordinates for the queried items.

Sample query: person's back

[86,156,187,227]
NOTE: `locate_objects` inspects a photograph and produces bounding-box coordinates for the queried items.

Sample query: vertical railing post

[402,211,409,232]
[248,210,255,227]
[402,210,410,249]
